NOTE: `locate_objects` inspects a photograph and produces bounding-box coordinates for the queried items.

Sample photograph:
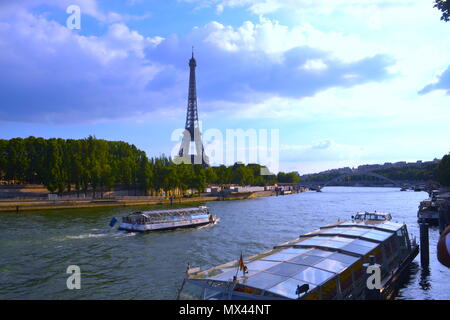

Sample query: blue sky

[0,0,449,174]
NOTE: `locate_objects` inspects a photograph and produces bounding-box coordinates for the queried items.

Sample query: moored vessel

[178,212,418,300]
[118,206,217,232]
[417,191,440,224]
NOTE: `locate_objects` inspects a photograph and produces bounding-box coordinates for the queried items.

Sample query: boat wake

[196,218,220,230]
[56,230,136,241]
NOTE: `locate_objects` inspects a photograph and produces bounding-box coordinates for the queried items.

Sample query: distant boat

[118,206,217,232]
[417,197,440,224]
[400,187,407,192]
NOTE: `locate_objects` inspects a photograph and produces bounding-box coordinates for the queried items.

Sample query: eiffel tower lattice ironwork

[177,49,209,167]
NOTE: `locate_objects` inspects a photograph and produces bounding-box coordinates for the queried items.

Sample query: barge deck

[178,213,418,300]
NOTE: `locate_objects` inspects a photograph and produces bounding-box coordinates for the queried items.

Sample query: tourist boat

[178,212,418,300]
[417,199,440,224]
[118,206,217,232]
[353,211,392,221]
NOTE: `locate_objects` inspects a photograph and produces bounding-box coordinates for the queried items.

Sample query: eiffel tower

[177,49,209,167]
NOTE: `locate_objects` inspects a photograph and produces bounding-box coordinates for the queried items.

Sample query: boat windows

[292,267,335,286]
[266,278,316,299]
[319,240,348,249]
[246,260,280,271]
[297,236,335,246]
[328,252,360,265]
[314,258,349,273]
[351,239,378,248]
[288,254,324,266]
[341,243,373,255]
[233,284,262,296]
[244,272,289,290]
[307,249,334,257]
[210,269,239,282]
[362,231,392,242]
[266,262,309,277]
[263,251,301,262]
[343,228,368,236]
[374,223,402,232]
[278,248,309,255]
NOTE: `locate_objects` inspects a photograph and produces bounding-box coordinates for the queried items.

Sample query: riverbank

[0,190,305,213]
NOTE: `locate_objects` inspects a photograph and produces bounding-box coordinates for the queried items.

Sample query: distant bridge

[301,169,404,189]
[323,170,401,187]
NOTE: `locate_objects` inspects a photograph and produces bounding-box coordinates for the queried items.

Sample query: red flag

[239,252,245,271]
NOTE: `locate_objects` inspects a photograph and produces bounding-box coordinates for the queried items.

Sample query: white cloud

[301,59,328,71]
[196,0,417,16]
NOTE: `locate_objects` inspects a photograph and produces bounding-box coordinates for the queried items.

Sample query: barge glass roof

[207,244,364,297]
[267,278,316,299]
[323,221,402,232]
[290,235,378,255]
[244,272,289,289]
[306,226,393,242]
[291,267,335,285]
[191,219,407,299]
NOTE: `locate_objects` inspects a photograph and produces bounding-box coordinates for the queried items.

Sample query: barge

[417,190,440,224]
[118,206,217,232]
[178,212,418,300]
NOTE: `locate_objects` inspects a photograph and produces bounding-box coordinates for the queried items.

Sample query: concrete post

[420,223,429,266]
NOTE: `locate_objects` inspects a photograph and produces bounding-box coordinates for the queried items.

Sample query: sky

[0,0,449,174]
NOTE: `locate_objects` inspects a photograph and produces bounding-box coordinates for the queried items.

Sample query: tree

[6,138,29,183]
[137,152,153,195]
[44,139,65,193]
[435,0,450,22]
[204,167,218,184]
[0,139,7,181]
[215,165,232,186]
[436,154,450,186]
[192,165,206,194]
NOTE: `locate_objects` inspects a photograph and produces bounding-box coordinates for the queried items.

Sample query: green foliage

[436,154,450,187]
[277,171,300,184]
[373,163,438,181]
[0,136,301,196]
[301,161,441,184]
[435,0,450,22]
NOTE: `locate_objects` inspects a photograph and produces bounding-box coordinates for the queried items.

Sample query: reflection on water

[419,266,431,291]
[0,187,449,299]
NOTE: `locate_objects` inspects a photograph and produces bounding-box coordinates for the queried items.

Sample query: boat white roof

[355,211,391,216]
[128,206,208,217]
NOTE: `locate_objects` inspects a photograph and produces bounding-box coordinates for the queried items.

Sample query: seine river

[0,187,449,299]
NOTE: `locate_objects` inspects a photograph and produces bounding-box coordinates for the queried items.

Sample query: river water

[0,187,448,300]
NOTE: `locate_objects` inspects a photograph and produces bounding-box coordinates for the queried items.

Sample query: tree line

[0,136,300,197]
[300,156,450,186]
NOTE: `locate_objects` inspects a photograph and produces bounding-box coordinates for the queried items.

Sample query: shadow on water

[419,266,432,291]
[395,261,420,299]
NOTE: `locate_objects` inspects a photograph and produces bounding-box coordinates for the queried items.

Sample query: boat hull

[118,217,214,232]
[417,211,439,224]
[378,244,419,300]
